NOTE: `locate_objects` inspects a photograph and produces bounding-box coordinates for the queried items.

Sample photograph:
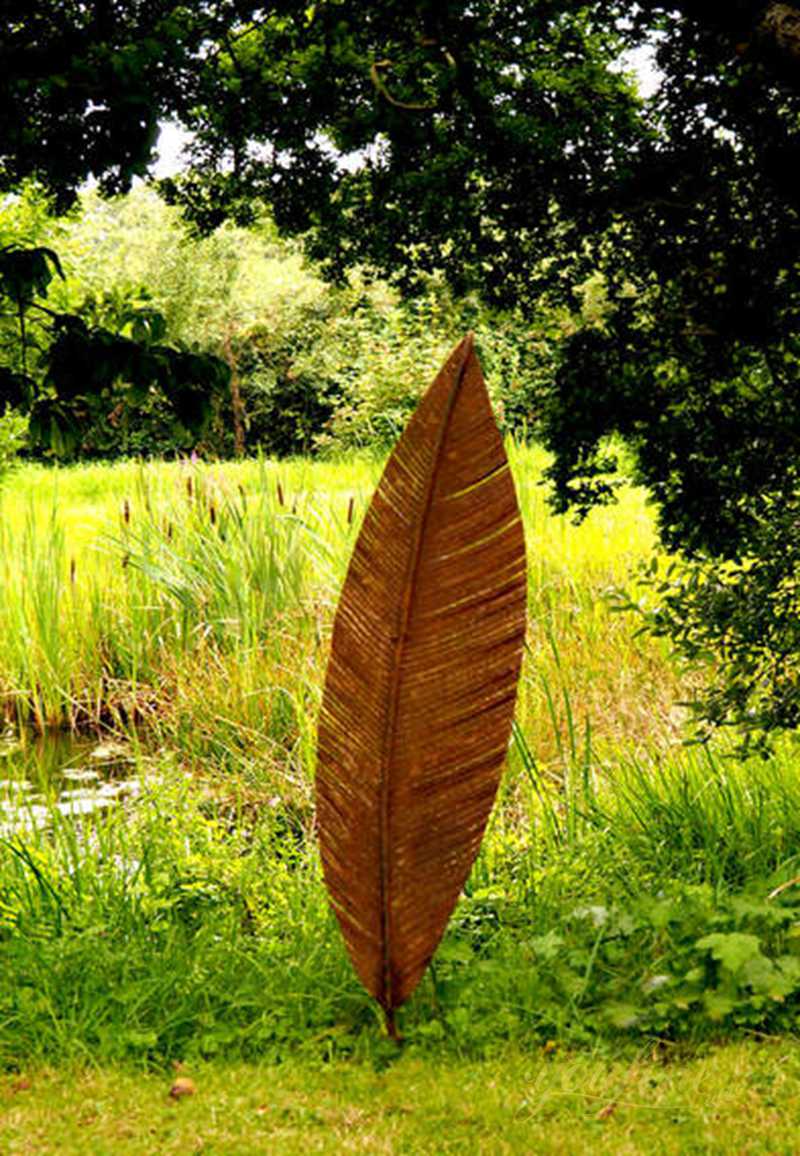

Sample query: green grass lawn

[3,1042,798,1154]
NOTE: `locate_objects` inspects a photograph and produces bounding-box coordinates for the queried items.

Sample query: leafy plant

[0,227,230,459]
[0,409,27,485]
[610,507,800,750]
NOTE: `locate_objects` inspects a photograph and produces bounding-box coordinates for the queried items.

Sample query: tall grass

[0,446,679,768]
[0,458,353,739]
[507,718,800,895]
[3,449,800,1061]
[5,727,800,1063]
[0,773,357,1065]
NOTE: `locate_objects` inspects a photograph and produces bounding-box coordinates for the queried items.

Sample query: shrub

[221,281,554,458]
[0,408,27,484]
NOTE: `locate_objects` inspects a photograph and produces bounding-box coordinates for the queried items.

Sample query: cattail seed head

[123,499,130,525]
[277,482,284,507]
[347,497,355,525]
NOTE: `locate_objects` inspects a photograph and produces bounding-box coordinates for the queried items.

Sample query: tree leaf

[316,333,527,1033]
[696,932,763,974]
[0,245,64,303]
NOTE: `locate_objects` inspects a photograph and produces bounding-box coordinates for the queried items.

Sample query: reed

[0,446,673,771]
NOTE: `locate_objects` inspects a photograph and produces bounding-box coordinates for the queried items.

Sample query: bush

[0,187,561,462]
[0,408,27,484]
[219,281,555,458]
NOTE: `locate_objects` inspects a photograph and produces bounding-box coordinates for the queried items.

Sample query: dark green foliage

[529,6,800,740]
[0,366,34,411]
[164,4,641,310]
[4,3,643,300]
[0,244,63,303]
[613,505,800,746]
[0,248,230,459]
[236,356,338,459]
[37,313,229,456]
[0,1,216,208]
[223,310,342,458]
[203,284,553,459]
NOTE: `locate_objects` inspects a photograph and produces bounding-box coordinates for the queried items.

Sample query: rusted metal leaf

[316,334,527,1035]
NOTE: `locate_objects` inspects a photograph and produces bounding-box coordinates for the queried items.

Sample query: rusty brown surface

[315,334,528,1025]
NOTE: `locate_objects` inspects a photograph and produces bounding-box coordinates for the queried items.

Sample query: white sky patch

[152,121,192,178]
[315,132,390,173]
[619,43,663,99]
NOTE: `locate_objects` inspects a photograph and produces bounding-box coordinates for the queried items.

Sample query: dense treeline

[0,186,577,464]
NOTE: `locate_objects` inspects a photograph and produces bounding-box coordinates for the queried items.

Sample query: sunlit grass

[4,1042,800,1155]
[0,445,677,766]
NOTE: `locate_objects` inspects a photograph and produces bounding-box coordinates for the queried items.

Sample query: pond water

[0,729,147,835]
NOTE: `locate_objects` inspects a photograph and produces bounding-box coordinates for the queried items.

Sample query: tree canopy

[4,0,800,739]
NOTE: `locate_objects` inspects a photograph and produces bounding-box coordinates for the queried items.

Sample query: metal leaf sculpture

[316,334,527,1036]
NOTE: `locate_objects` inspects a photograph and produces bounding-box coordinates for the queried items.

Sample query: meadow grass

[3,445,800,1116]
[5,736,800,1066]
[0,443,677,766]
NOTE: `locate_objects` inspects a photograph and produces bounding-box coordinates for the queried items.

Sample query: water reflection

[0,730,145,834]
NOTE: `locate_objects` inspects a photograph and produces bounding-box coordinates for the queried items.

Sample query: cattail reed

[186,475,194,500]
[122,498,130,525]
[70,557,76,585]
[209,501,217,526]
[347,496,354,525]
[277,482,285,507]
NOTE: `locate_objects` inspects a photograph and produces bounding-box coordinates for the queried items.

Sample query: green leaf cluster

[0,199,231,459]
